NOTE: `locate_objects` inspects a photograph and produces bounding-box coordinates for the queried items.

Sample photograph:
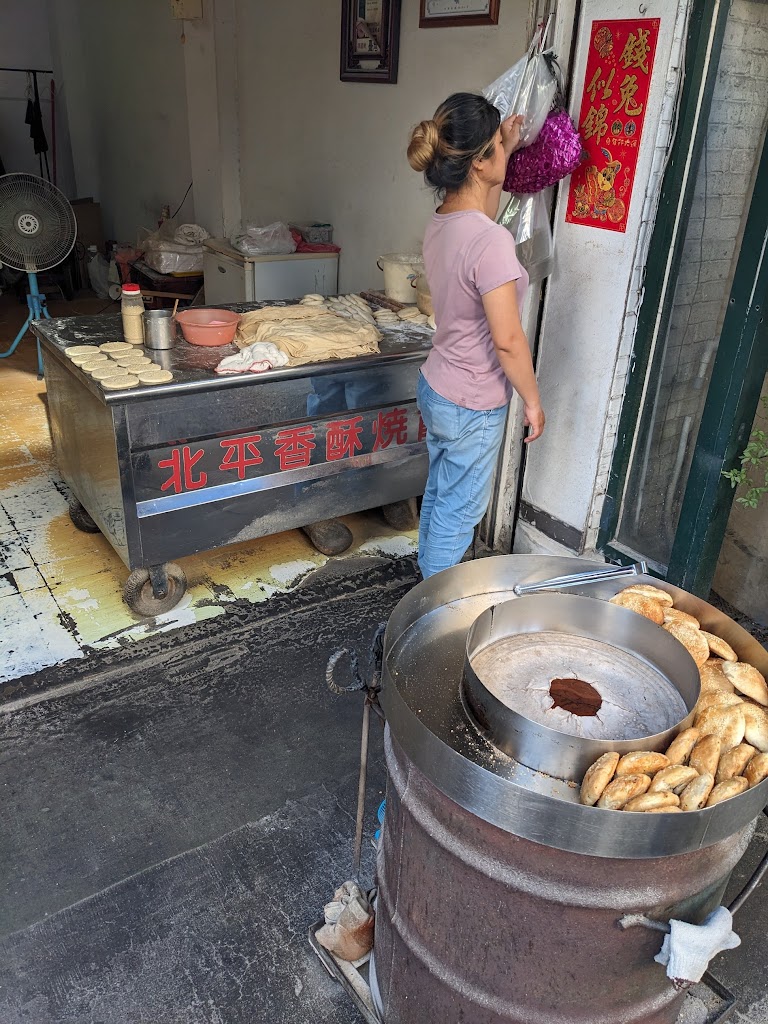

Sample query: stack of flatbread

[578,583,768,812]
[235,305,381,366]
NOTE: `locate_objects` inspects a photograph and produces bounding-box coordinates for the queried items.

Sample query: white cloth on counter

[215,342,289,375]
[654,908,740,988]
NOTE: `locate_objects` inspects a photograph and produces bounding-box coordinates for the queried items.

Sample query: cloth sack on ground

[316,881,374,963]
[235,305,381,366]
[654,907,740,989]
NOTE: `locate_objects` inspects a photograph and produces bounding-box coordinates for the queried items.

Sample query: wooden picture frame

[341,0,401,84]
[419,0,500,28]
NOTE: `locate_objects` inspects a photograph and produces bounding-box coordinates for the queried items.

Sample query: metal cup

[143,309,176,349]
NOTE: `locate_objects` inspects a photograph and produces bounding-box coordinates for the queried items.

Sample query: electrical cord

[171,181,193,220]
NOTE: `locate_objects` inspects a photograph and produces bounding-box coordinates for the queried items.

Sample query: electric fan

[0,173,77,376]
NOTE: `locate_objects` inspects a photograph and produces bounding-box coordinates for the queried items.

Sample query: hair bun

[408,119,440,172]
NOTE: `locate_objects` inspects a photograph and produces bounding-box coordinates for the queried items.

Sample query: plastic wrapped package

[483,43,557,149]
[142,222,210,275]
[232,222,296,256]
[500,190,554,284]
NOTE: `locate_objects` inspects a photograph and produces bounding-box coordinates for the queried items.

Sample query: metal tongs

[513,562,648,596]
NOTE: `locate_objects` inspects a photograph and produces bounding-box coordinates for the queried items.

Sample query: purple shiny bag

[503,108,584,195]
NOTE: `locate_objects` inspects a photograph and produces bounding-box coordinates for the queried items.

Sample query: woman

[407,92,545,580]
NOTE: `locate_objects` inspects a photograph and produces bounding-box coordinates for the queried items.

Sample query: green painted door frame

[599,0,768,596]
[666,131,768,594]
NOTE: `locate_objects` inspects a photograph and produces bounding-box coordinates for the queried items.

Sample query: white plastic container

[377,253,424,304]
[121,283,145,345]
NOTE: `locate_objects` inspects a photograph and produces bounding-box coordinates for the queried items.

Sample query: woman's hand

[501,115,524,158]
[523,402,545,443]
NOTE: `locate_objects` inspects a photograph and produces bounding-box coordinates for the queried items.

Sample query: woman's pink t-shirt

[421,209,528,411]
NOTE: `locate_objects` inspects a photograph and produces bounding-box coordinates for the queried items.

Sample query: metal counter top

[32,300,433,405]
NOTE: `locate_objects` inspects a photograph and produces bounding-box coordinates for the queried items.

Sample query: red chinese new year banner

[565,18,660,233]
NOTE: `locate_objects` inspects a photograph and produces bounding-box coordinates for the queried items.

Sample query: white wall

[53,0,194,241]
[0,0,75,194]
[236,0,530,293]
[520,0,690,548]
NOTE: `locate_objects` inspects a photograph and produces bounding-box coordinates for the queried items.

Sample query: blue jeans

[416,374,508,579]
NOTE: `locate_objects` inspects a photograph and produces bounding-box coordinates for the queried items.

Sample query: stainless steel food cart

[33,302,430,615]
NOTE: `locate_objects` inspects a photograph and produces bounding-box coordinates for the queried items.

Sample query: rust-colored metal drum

[373,730,752,1024]
[372,556,768,1024]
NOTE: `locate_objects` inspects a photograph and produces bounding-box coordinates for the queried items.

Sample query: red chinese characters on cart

[566,19,660,233]
[155,407,428,496]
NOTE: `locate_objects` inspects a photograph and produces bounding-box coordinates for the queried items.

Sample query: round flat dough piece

[695,691,743,719]
[663,621,710,668]
[580,752,620,806]
[679,772,715,811]
[624,792,680,813]
[700,658,736,693]
[742,703,768,752]
[664,607,701,628]
[694,704,746,751]
[65,345,100,358]
[621,584,674,607]
[706,776,748,806]
[722,662,768,706]
[115,355,152,368]
[702,631,738,663]
[664,727,701,765]
[744,752,768,787]
[136,368,174,384]
[81,359,112,373]
[90,363,122,381]
[649,765,699,794]
[71,351,108,366]
[99,341,134,353]
[597,773,651,810]
[610,591,665,625]
[689,735,721,777]
[101,373,139,390]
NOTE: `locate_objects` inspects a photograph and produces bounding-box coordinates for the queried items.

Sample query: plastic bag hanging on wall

[483,22,557,149]
[500,191,554,284]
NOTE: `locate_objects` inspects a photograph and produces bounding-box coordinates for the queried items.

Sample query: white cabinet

[203,239,339,305]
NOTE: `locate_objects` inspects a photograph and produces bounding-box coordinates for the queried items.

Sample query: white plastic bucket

[377,253,424,304]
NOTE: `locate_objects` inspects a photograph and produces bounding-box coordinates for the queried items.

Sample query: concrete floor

[0,292,418,693]
[1,292,766,1022]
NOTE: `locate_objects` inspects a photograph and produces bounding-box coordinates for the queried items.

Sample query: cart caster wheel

[68,498,100,533]
[381,498,419,532]
[123,563,187,617]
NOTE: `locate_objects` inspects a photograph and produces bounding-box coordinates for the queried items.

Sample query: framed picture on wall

[419,0,500,28]
[341,0,402,83]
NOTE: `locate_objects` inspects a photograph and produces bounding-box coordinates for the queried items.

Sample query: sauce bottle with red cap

[121,284,145,345]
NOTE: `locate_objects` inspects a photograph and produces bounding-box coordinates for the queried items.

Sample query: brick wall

[586,0,768,563]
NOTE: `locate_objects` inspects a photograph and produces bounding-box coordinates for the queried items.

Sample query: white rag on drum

[654,907,740,987]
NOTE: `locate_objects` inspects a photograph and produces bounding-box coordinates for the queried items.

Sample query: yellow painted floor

[0,292,417,683]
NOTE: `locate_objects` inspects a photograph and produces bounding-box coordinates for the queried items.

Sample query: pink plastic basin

[175,308,240,346]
